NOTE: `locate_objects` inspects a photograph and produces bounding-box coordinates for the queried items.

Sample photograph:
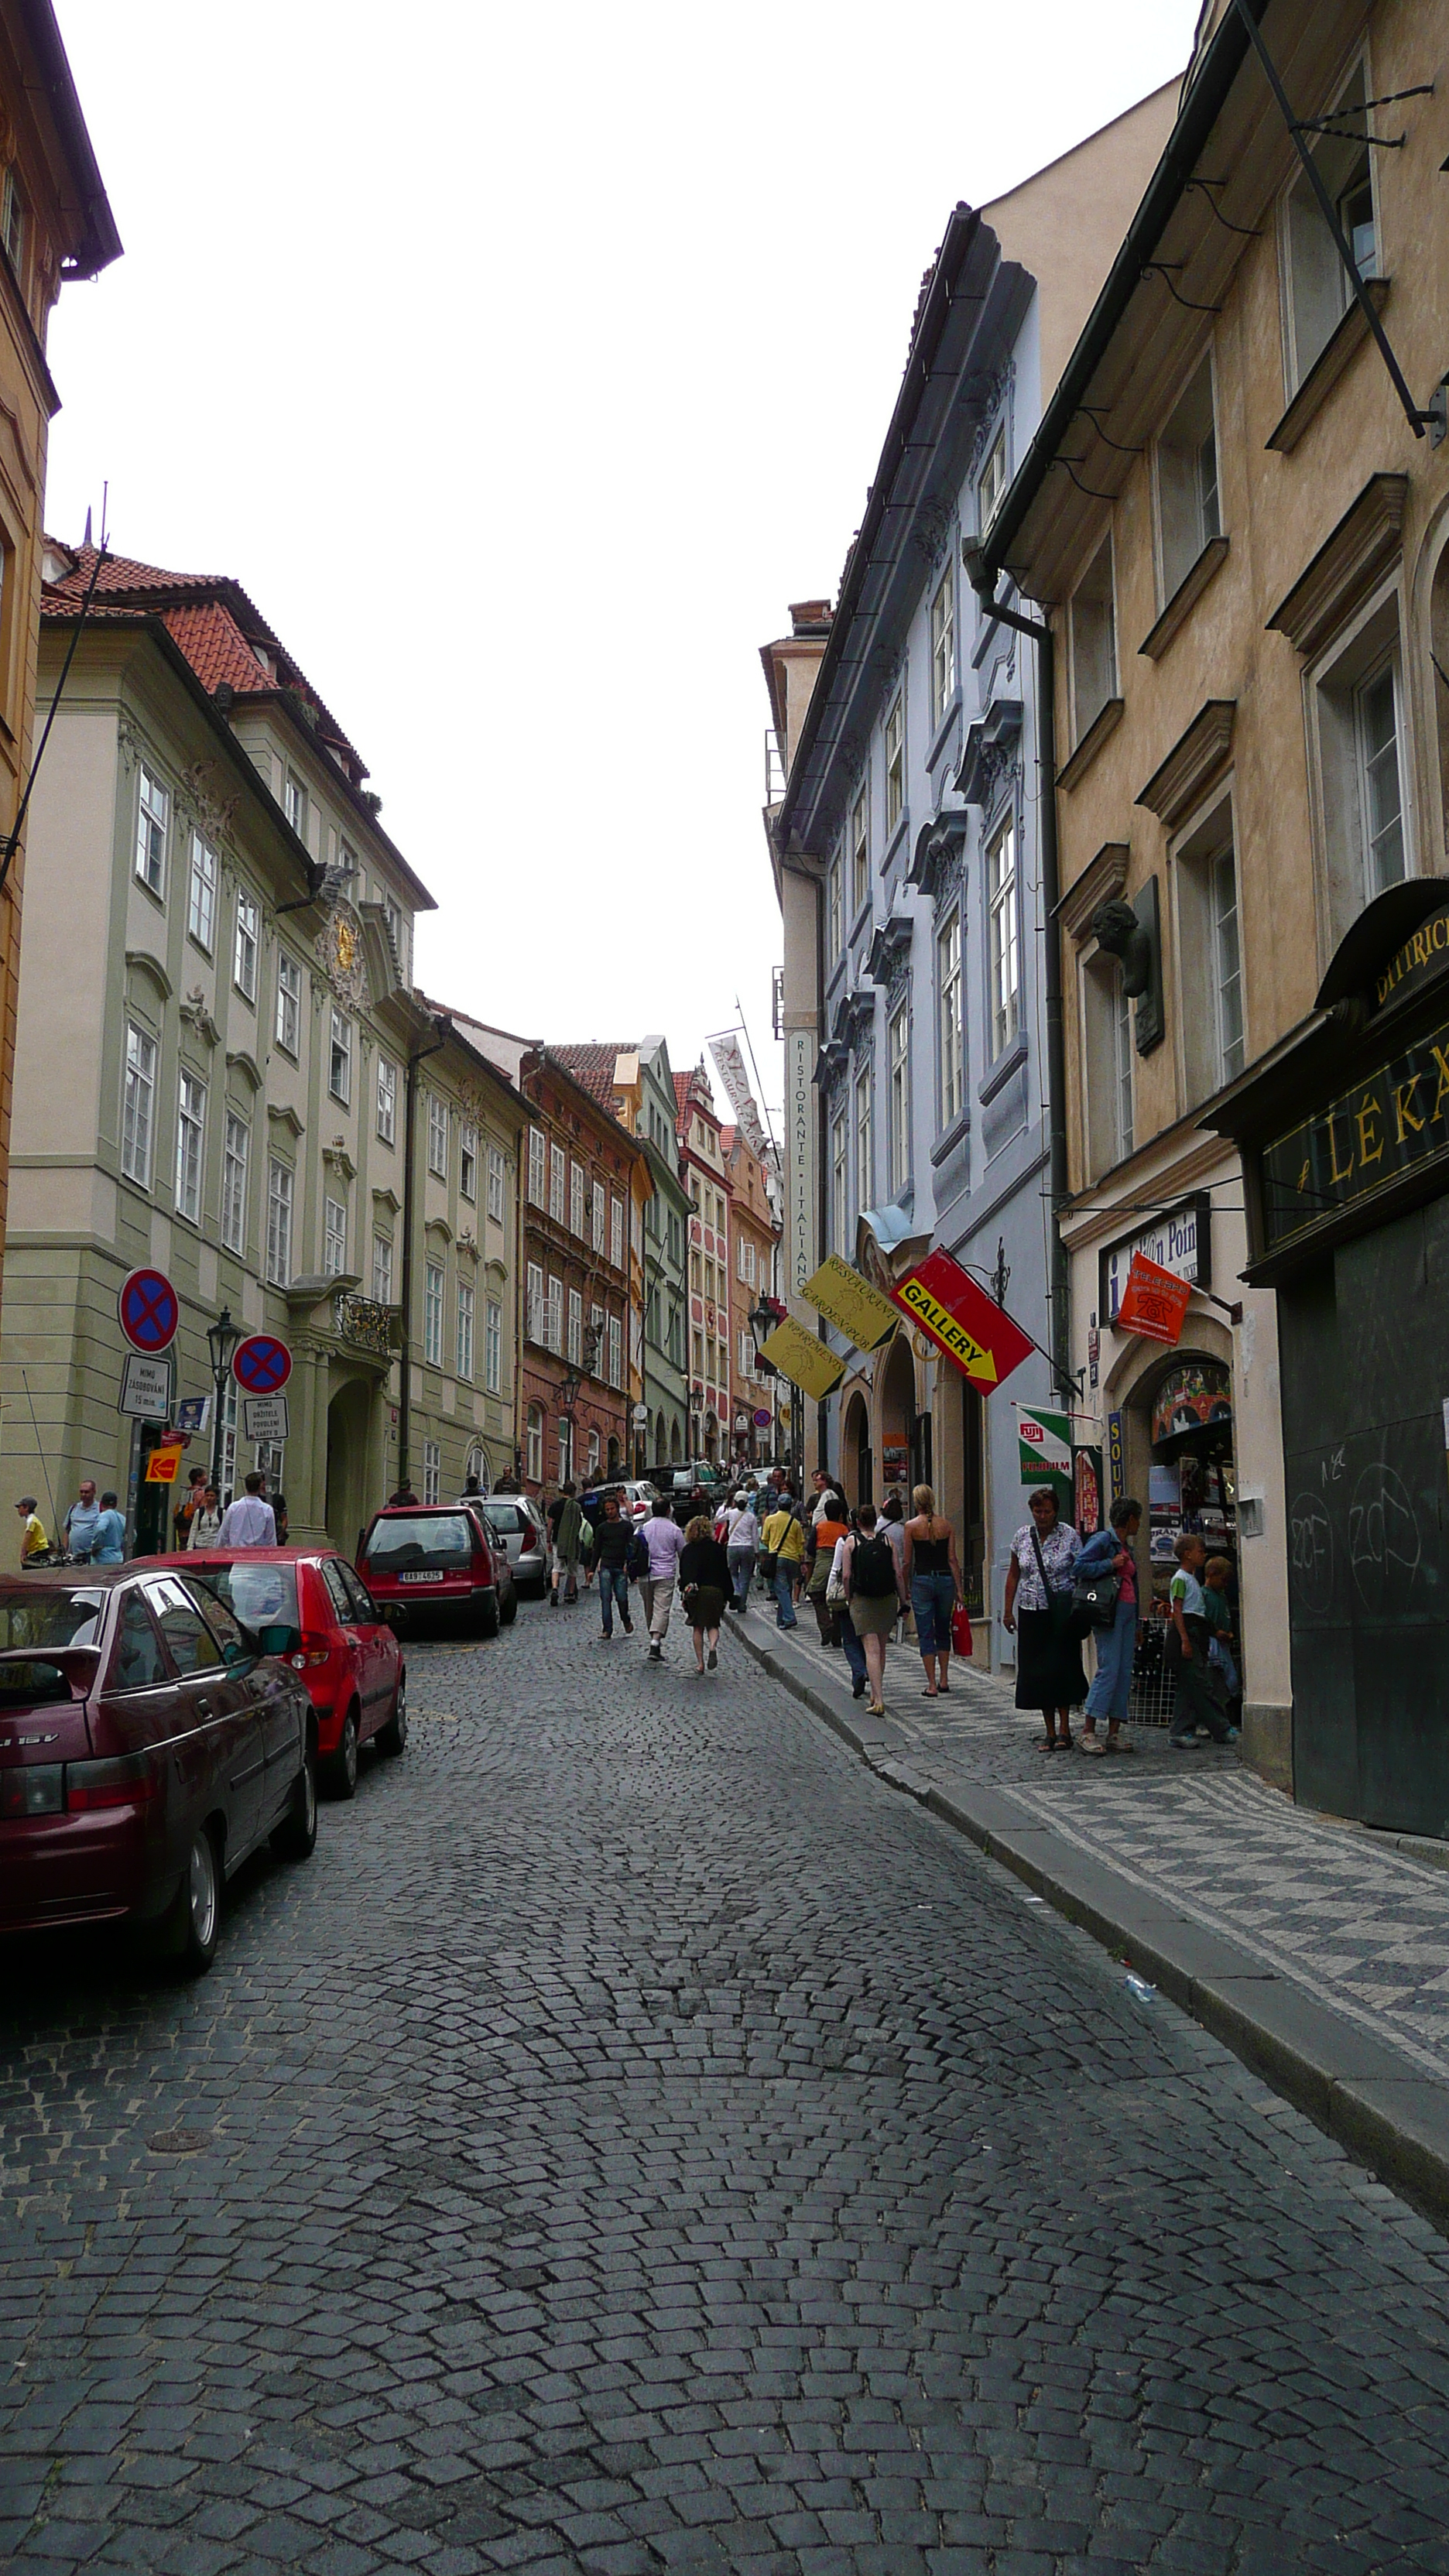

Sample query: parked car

[156,1545,406,1800]
[614,1480,659,1523]
[0,1565,316,1975]
[358,1506,516,1636]
[474,1496,546,1597]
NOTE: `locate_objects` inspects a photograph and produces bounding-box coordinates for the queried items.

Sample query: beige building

[0,6,117,1294]
[3,546,524,1548]
[978,0,1449,1819]
[723,1125,781,1470]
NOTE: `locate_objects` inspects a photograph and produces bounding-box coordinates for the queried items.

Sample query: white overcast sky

[45,1,1199,1131]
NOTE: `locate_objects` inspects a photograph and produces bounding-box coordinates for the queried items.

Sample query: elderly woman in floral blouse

[1002,1485,1087,1751]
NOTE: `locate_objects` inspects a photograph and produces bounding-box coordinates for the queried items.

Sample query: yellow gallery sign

[800,1255,899,1352]
[756,1314,847,1403]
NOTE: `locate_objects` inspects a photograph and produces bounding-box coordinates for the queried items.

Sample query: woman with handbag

[679,1516,731,1673]
[901,1482,964,1697]
[1077,1496,1142,1754]
[804,1492,850,1644]
[1002,1485,1086,1750]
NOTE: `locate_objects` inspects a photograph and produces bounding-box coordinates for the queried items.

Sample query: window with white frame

[885,694,904,835]
[978,424,1006,531]
[930,567,956,727]
[487,1144,505,1221]
[485,1297,502,1392]
[570,1161,585,1236]
[1070,536,1117,744]
[1356,660,1406,896]
[526,1404,543,1485]
[610,1196,624,1271]
[221,1112,248,1253]
[1156,354,1221,605]
[526,1259,544,1343]
[2,167,25,281]
[187,834,217,951]
[557,1420,574,1486]
[1313,596,1411,936]
[233,892,259,1002]
[1083,952,1134,1180]
[135,769,168,895]
[590,1302,604,1373]
[827,857,844,964]
[736,1235,747,1283]
[175,1070,205,1224]
[831,1107,848,1249]
[1176,802,1245,1104]
[266,1158,293,1284]
[457,1281,474,1380]
[276,951,301,1055]
[428,1092,448,1177]
[337,838,358,883]
[608,1314,622,1388]
[422,1439,440,1507]
[854,1060,874,1213]
[546,1273,563,1355]
[549,1142,566,1222]
[887,1001,910,1193]
[528,1125,546,1206]
[938,913,963,1125]
[122,1023,157,1185]
[372,1232,393,1304]
[377,1057,397,1144]
[850,786,868,915]
[1283,63,1378,394]
[460,1122,477,1201]
[324,1193,348,1276]
[587,1426,600,1480]
[987,814,1020,1057]
[592,1178,605,1250]
[329,1007,351,1104]
[284,771,307,841]
[564,1286,580,1367]
[424,1260,444,1366]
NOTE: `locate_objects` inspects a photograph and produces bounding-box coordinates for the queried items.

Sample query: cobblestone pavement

[739,1599,1449,2083]
[5,1601,1449,2576]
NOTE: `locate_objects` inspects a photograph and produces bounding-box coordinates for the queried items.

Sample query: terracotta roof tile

[553,1043,629,1111]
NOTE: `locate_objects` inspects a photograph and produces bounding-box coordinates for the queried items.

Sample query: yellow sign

[145,1440,186,1485]
[895,1275,998,1386]
[800,1255,899,1352]
[757,1314,846,1403]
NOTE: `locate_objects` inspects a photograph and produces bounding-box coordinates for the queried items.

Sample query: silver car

[469,1495,547,1596]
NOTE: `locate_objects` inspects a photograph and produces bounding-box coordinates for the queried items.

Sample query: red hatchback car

[358,1504,518,1636]
[159,1547,406,1800]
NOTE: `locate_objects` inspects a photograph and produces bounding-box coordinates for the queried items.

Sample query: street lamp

[206,1304,240,1492]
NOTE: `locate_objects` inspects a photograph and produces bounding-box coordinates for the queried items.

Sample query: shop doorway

[842,1390,871,1507]
[958,1378,985,1620]
[325,1378,373,1559]
[1124,1354,1237,1727]
[878,1334,914,1502]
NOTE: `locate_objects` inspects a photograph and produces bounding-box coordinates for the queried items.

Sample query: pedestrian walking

[1002,1486,1086,1751]
[1077,1496,1142,1753]
[587,1493,635,1642]
[389,1481,420,1506]
[1202,1553,1242,1719]
[63,1479,102,1563]
[829,1515,870,1701]
[759,1492,803,1629]
[804,1492,851,1645]
[1166,1533,1238,1749]
[639,1499,687,1658]
[217,1471,277,1548]
[840,1503,906,1716]
[270,1491,289,1546]
[901,1485,965,1696]
[807,1467,834,1526]
[723,1494,759,1610]
[14,1496,49,1565]
[547,1482,583,1606]
[172,1465,209,1549]
[92,1492,125,1564]
[187,1486,224,1549]
[680,1516,731,1672]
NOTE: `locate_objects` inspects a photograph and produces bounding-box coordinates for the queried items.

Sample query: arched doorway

[465,1440,488,1496]
[704,1412,718,1462]
[841,1389,871,1506]
[878,1334,917,1502]
[670,1418,683,1464]
[326,1377,373,1558]
[607,1435,621,1475]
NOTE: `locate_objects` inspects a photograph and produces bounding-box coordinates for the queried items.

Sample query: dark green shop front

[1213,880,1449,1840]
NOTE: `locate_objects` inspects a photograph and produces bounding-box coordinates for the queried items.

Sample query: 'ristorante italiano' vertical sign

[786,1030,817,1301]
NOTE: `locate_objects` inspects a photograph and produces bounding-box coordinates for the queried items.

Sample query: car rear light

[289,1636,334,1671]
[0,1763,64,1818]
[63,1752,161,1813]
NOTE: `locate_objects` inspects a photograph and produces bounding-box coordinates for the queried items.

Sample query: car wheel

[475,1588,500,1639]
[168,1824,221,1977]
[500,1581,517,1627]
[378,1668,408,1757]
[272,1742,318,1858]
[324,1707,359,1800]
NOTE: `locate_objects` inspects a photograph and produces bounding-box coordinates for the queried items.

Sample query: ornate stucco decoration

[956,698,1023,808]
[907,815,967,905]
[117,714,145,775]
[315,899,370,1010]
[176,759,241,848]
[969,360,1016,474]
[179,987,220,1049]
[907,497,955,572]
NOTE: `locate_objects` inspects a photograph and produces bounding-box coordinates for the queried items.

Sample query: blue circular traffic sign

[118,1266,179,1354]
[233,1333,292,1395]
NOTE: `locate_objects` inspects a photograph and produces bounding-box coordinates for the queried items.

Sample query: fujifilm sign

[1101,1193,1210,1326]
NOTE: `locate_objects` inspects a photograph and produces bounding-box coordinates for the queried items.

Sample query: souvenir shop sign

[1262,1008,1449,1255]
[755,1314,844,1403]
[800,1255,899,1353]
[890,1249,1033,1392]
[1100,1194,1209,1324]
[1116,1252,1192,1346]
[1151,1362,1231,1447]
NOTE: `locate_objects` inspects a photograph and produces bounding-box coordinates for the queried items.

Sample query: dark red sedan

[358,1504,518,1636]
[157,1547,406,1800]
[0,1565,316,1975]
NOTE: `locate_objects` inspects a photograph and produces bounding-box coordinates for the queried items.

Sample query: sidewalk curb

[731,1610,1449,2235]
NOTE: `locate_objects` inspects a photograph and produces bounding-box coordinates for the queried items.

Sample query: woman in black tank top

[902,1482,965,1696]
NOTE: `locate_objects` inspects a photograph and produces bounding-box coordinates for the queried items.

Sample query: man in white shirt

[809,1468,834,1525]
[216,1471,277,1549]
[638,1506,687,1660]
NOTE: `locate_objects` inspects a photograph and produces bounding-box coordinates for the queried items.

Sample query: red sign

[1115,1252,1192,1346]
[889,1249,1034,1393]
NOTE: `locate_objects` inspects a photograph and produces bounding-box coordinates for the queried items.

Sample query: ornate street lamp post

[206,1305,240,1495]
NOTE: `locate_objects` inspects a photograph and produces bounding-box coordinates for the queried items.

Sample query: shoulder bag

[1071,1559,1120,1631]
[1029,1526,1079,1643]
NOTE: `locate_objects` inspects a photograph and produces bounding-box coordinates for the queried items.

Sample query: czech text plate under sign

[889,1250,1033,1392]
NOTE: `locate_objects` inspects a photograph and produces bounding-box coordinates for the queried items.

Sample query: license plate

[399,1571,446,1584]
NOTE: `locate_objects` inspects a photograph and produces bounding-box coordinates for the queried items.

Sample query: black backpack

[851,1536,897,1599]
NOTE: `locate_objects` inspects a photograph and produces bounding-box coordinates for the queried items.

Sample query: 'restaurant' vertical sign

[786,1029,816,1303]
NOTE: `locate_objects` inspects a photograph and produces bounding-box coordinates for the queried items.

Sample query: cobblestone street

[5,1601,1449,2576]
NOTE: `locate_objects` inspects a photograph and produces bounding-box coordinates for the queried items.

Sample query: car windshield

[190,1561,300,1633]
[0,1586,104,1650]
[365,1514,473,1570]
[482,1504,528,1536]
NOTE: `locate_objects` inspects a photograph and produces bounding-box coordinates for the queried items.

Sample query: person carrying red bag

[902,1483,967,1698]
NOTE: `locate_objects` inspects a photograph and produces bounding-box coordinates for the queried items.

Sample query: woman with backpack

[1002,1485,1086,1750]
[901,1482,964,1697]
[841,1503,907,1717]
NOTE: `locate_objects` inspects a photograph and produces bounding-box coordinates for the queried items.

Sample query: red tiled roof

[553,1043,629,1112]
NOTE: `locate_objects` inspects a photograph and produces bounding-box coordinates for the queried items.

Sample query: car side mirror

[258,1623,300,1659]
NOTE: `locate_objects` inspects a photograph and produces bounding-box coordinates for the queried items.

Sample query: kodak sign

[889,1249,1033,1394]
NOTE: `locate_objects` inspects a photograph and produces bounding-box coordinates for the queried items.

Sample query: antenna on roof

[82,505,92,546]
[100,481,109,550]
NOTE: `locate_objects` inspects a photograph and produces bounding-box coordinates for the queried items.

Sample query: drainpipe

[962,550,1072,1404]
[399,1026,445,1492]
